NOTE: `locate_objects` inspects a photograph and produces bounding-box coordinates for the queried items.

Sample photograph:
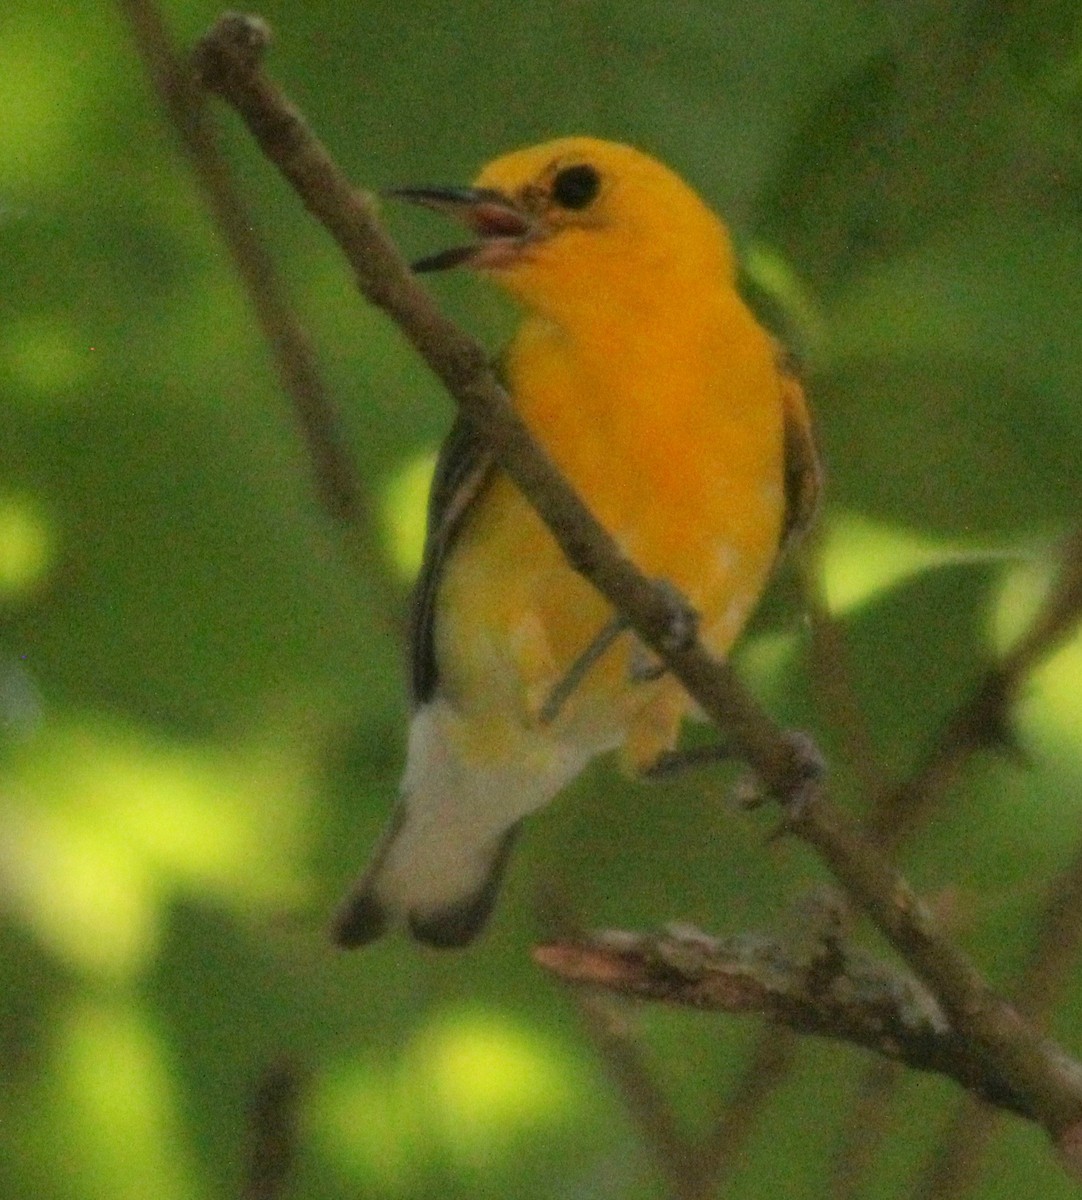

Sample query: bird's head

[390,137,733,321]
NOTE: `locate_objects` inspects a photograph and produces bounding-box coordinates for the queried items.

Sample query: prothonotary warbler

[333,136,820,949]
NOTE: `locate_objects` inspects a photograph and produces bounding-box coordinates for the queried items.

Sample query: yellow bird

[334,137,820,948]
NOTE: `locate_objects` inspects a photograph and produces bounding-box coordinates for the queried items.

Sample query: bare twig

[799,538,887,800]
[830,1062,902,1200]
[1017,837,1082,1021]
[573,992,707,1200]
[714,547,891,1197]
[191,11,1082,1160]
[119,0,367,532]
[244,1058,305,1200]
[697,1029,800,1192]
[916,833,1082,1200]
[871,527,1082,854]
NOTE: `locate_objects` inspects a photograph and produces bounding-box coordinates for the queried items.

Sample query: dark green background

[2,2,1081,1197]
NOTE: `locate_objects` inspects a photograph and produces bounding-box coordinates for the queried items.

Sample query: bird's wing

[409,414,497,705]
[777,346,823,551]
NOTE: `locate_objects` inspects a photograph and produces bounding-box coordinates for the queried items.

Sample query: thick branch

[192,11,1082,1144]
[534,926,1035,1118]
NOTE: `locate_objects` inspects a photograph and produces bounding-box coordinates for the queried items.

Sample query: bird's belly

[432,463,782,766]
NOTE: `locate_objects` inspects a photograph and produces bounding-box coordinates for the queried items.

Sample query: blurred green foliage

[2,1,1081,1198]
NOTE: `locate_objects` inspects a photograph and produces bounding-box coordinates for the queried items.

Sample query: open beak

[386,185,535,273]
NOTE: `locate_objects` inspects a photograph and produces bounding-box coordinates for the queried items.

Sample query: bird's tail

[332,701,584,949]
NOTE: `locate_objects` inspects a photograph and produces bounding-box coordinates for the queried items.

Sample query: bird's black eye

[551,163,600,210]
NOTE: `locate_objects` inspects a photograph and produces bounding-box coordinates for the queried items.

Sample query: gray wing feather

[409,416,496,705]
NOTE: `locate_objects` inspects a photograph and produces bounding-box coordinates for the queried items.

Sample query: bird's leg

[540,579,700,725]
[538,612,630,725]
[641,741,734,780]
[628,641,665,682]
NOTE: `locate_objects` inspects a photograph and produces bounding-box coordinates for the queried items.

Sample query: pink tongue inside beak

[386,186,532,273]
[466,201,531,238]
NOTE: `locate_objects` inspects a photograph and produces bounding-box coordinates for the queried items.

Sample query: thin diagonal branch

[191,11,1082,1163]
[871,526,1082,854]
[573,991,707,1200]
[697,1027,800,1191]
[119,0,367,533]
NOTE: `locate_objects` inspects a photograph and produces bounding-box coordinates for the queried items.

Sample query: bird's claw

[735,730,826,838]
[652,578,699,654]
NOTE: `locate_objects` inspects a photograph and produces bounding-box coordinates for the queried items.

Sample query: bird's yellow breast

[433,283,786,765]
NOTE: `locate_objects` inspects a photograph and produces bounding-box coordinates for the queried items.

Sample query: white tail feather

[335,700,592,946]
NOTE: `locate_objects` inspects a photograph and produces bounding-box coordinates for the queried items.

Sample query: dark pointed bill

[410,245,479,274]
[385,185,534,273]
